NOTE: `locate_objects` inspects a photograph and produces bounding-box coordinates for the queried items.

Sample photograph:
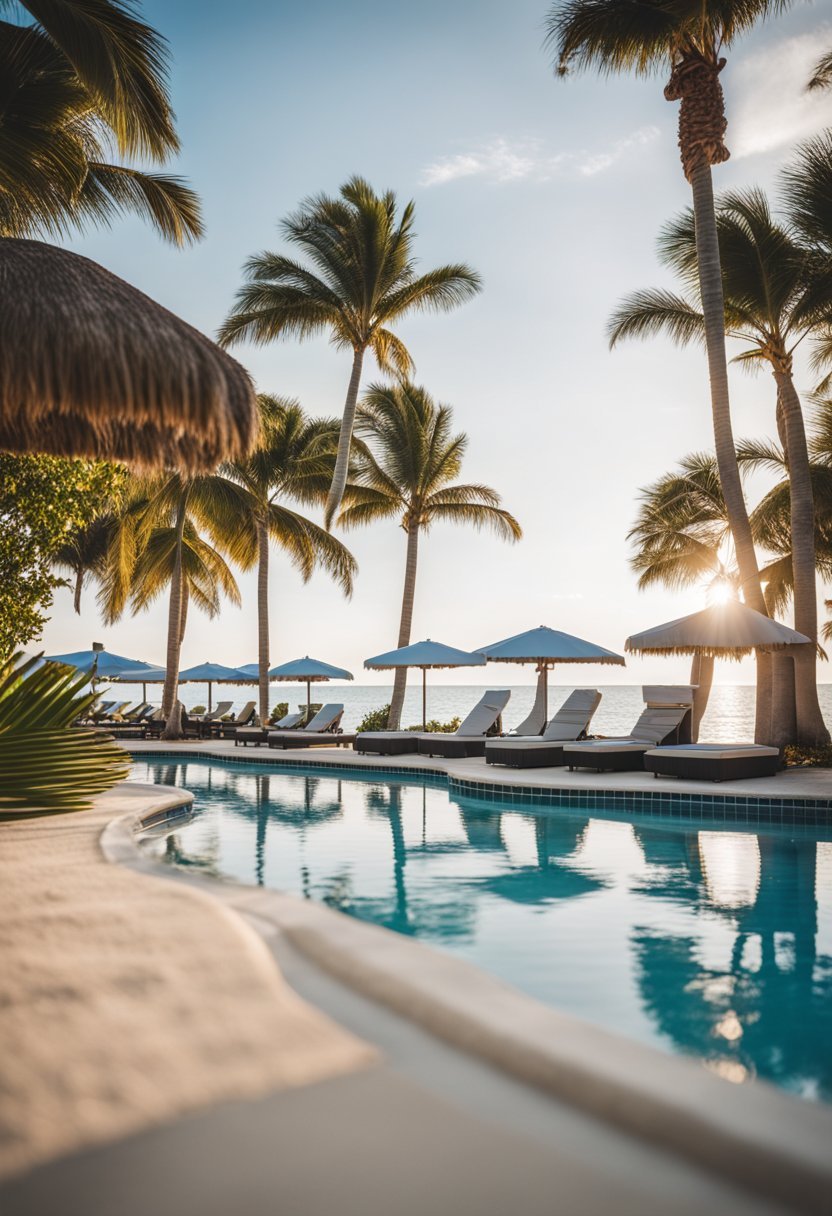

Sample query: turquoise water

[132,758,832,1103]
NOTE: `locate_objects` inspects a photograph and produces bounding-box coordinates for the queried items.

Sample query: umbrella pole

[543,664,549,725]
[208,681,213,713]
[422,668,427,732]
[306,678,311,721]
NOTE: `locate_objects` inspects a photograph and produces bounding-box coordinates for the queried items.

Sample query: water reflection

[133,759,832,1103]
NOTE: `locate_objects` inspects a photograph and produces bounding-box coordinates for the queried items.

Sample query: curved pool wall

[130,754,832,1108]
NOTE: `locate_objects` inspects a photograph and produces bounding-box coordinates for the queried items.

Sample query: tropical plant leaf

[0,652,129,813]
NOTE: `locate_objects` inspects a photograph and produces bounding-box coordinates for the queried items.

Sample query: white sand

[0,783,375,1179]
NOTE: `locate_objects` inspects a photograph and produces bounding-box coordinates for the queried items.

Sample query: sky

[38,0,832,686]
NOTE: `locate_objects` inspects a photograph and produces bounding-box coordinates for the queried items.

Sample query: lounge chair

[355,690,511,758]
[143,704,202,739]
[234,710,305,747]
[213,701,257,738]
[563,686,695,773]
[267,704,352,749]
[417,690,511,757]
[200,700,234,723]
[644,743,780,782]
[485,689,602,768]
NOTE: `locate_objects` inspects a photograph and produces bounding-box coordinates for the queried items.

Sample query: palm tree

[221,396,357,725]
[631,434,832,740]
[741,398,832,628]
[609,188,831,745]
[628,453,735,737]
[218,177,482,525]
[338,382,521,728]
[1,2,201,242]
[546,0,790,743]
[101,473,243,739]
[53,513,117,613]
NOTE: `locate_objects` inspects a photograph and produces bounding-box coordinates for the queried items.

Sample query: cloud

[420,127,660,188]
[730,28,832,159]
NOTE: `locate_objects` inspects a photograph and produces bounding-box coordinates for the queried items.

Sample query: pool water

[132,758,832,1103]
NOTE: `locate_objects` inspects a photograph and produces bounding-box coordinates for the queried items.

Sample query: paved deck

[126,734,832,803]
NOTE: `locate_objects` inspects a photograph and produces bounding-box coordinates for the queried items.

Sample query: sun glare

[708,583,735,606]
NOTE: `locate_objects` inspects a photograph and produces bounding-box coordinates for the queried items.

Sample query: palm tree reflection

[632,831,831,1099]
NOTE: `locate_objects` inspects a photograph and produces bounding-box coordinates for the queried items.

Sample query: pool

[132,757,832,1104]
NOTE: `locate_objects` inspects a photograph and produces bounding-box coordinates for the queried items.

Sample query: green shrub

[357,704,391,732]
[269,702,289,723]
[784,744,832,768]
[0,653,130,814]
[190,704,206,716]
[407,716,461,733]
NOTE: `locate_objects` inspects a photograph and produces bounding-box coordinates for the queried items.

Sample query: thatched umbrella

[626,602,810,740]
[0,239,258,469]
[625,602,810,659]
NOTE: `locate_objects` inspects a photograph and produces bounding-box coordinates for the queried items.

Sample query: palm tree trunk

[161,498,187,739]
[388,523,419,730]
[73,568,83,614]
[689,160,771,743]
[772,368,829,746]
[325,346,365,529]
[689,652,714,742]
[256,518,270,726]
[178,582,189,645]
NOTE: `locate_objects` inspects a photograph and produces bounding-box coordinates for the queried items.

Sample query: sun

[709,582,734,606]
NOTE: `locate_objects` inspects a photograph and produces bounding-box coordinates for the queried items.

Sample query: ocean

[107,681,832,741]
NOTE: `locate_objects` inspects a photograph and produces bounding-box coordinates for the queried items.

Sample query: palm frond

[376,265,483,322]
[782,131,832,253]
[78,162,203,245]
[735,438,786,473]
[21,0,179,159]
[426,500,522,541]
[807,47,832,91]
[0,651,129,812]
[608,289,705,348]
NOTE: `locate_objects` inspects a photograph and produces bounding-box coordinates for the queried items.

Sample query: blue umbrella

[45,647,154,679]
[178,661,251,712]
[268,655,353,719]
[364,639,485,731]
[477,625,625,723]
[45,648,167,704]
[110,660,166,701]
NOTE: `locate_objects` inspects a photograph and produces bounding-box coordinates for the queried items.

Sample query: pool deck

[2,749,832,1215]
[126,734,832,809]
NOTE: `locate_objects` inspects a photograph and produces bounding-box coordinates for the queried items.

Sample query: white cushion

[486,739,565,751]
[566,739,652,754]
[646,744,778,761]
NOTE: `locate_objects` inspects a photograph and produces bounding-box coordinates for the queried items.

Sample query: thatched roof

[0,239,258,470]
[626,602,811,660]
